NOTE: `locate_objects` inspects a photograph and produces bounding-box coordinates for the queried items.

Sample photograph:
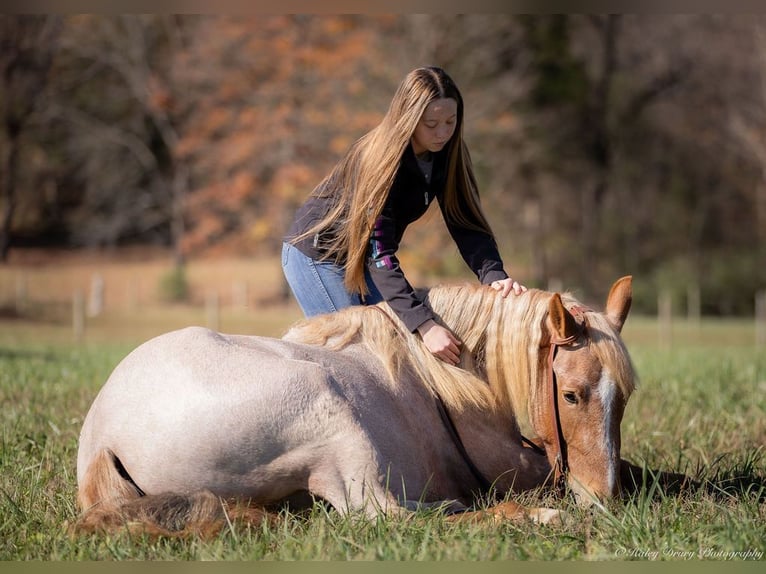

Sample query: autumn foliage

[2,15,766,313]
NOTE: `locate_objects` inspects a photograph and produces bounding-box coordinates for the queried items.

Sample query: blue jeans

[281,242,383,317]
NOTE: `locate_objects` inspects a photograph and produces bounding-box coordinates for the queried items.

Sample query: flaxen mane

[283,284,636,433]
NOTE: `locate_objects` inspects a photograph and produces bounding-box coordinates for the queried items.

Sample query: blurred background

[1,14,765,340]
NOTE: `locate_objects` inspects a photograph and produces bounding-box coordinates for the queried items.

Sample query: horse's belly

[77,327,365,501]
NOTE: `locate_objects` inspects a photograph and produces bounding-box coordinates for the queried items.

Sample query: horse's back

[77,326,365,498]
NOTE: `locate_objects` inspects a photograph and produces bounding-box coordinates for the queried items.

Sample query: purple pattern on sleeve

[370,217,395,270]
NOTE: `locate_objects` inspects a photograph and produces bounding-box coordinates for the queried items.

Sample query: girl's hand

[417,320,461,365]
[490,277,527,297]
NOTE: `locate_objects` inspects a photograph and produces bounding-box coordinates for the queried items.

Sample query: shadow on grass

[620,450,766,502]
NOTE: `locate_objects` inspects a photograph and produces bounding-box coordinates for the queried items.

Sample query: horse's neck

[429,286,547,436]
[447,401,550,493]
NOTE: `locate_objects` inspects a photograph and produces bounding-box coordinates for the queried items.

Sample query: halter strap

[368,303,590,498]
[547,342,568,492]
[545,304,590,493]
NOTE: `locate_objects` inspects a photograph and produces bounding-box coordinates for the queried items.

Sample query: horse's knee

[526,507,567,525]
[306,459,396,519]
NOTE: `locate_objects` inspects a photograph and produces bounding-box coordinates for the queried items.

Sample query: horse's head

[532,276,635,506]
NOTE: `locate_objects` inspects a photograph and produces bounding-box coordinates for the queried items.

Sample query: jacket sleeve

[438,198,508,285]
[367,207,436,332]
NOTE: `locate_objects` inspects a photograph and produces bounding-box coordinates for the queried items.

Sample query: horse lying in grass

[76,276,639,537]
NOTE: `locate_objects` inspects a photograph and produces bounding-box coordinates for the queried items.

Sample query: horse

[75,276,637,537]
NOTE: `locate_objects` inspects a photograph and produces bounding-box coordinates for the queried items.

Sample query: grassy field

[0,255,764,561]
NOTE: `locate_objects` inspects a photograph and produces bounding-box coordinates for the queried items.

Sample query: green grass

[1,314,764,561]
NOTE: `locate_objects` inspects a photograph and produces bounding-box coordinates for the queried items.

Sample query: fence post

[687,283,700,327]
[658,290,673,350]
[73,289,85,341]
[232,281,249,311]
[15,273,27,314]
[206,291,220,332]
[88,273,105,317]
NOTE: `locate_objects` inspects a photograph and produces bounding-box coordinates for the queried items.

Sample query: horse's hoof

[528,507,567,525]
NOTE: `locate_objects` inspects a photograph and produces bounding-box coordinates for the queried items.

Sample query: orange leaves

[173,16,396,256]
[147,74,173,114]
[271,164,314,202]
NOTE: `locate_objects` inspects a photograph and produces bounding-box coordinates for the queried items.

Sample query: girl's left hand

[491,278,527,297]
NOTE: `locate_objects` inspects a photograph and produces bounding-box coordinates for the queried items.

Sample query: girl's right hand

[417,319,461,365]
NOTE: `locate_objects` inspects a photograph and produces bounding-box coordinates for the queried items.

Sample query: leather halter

[367,303,590,497]
[546,304,590,493]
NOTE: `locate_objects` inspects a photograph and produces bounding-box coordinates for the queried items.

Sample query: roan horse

[75,276,637,537]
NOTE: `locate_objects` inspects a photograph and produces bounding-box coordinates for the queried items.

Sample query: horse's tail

[74,448,272,538]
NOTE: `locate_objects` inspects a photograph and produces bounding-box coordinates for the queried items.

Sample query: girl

[283,67,525,365]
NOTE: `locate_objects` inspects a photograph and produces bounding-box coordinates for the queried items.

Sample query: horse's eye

[563,391,578,405]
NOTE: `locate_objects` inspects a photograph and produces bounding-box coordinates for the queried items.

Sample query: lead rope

[433,392,494,494]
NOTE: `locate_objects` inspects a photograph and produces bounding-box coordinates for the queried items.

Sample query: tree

[0,15,61,261]
[728,18,766,289]
[173,15,397,256]
[514,15,690,294]
[2,15,763,313]
[52,15,196,266]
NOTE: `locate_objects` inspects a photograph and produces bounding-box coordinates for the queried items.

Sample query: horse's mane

[282,283,636,434]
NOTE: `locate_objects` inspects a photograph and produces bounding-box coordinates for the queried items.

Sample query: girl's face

[411,98,458,157]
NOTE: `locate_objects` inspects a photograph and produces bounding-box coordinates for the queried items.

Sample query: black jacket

[286,143,507,332]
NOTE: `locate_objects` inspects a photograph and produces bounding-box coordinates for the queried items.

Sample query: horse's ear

[547,293,580,342]
[605,275,632,333]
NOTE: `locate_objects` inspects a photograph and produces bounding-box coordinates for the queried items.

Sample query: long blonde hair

[293,67,497,295]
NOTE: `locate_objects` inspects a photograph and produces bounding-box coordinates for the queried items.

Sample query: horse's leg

[446,501,564,525]
[75,448,275,538]
[77,490,275,539]
[306,444,408,519]
[309,469,407,519]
